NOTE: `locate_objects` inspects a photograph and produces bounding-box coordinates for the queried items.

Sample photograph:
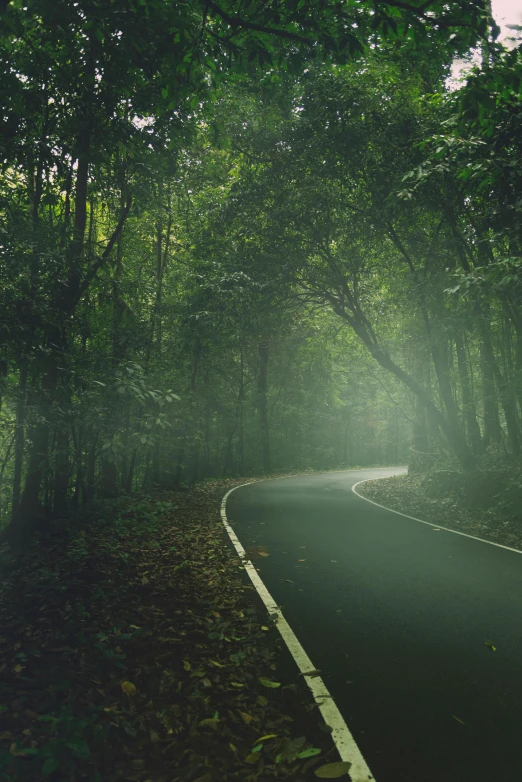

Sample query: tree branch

[204,0,314,45]
[78,194,133,300]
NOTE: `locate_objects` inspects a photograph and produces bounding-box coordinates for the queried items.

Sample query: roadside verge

[0,478,358,782]
[353,474,522,554]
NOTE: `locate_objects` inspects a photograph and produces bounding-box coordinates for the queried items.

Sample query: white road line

[352,477,522,555]
[221,483,375,782]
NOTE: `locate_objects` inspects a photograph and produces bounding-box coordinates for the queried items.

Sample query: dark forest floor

[356,469,522,551]
[0,478,344,782]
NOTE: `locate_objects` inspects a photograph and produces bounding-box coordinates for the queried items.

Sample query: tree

[0,0,503,544]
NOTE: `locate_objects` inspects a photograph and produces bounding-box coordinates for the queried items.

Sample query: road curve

[226,468,522,782]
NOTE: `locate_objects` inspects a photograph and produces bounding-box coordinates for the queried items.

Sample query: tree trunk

[71,425,84,509]
[334,305,476,471]
[238,345,245,474]
[151,443,160,485]
[455,332,483,454]
[223,420,238,476]
[480,341,501,448]
[174,442,185,486]
[189,433,201,484]
[53,424,69,515]
[481,324,520,455]
[11,363,28,518]
[258,339,271,473]
[6,420,48,546]
[125,449,137,494]
[503,300,522,419]
[86,435,97,502]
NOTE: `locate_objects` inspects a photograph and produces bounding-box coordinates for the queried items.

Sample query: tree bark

[480,340,501,448]
[71,425,84,509]
[481,322,520,455]
[53,423,70,515]
[332,303,476,471]
[455,332,483,454]
[11,363,28,518]
[238,345,245,474]
[258,339,271,473]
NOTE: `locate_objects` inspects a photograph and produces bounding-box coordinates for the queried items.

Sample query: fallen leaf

[297,559,306,562]
[261,626,269,631]
[230,681,244,687]
[209,659,224,667]
[485,640,497,652]
[245,753,260,763]
[259,551,270,557]
[199,718,219,730]
[258,677,281,688]
[314,761,352,778]
[183,659,191,671]
[121,681,136,696]
[257,734,277,742]
[239,710,253,725]
[141,575,149,584]
[212,611,221,618]
[452,716,465,724]
[301,669,322,677]
[285,579,293,584]
[299,748,322,759]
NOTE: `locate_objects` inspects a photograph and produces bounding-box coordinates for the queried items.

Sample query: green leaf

[258,677,281,688]
[299,748,322,759]
[42,757,59,777]
[314,762,352,778]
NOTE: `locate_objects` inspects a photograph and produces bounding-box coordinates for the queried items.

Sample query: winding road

[225,468,522,782]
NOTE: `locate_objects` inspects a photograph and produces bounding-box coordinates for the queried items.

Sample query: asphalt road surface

[226,468,522,782]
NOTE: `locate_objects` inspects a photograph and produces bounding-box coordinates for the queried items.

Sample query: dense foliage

[0,0,520,544]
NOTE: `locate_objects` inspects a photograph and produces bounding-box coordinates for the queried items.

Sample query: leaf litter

[357,473,522,551]
[0,479,341,781]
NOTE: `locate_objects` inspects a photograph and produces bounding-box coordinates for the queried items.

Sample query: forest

[0,0,521,545]
[1,2,522,781]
